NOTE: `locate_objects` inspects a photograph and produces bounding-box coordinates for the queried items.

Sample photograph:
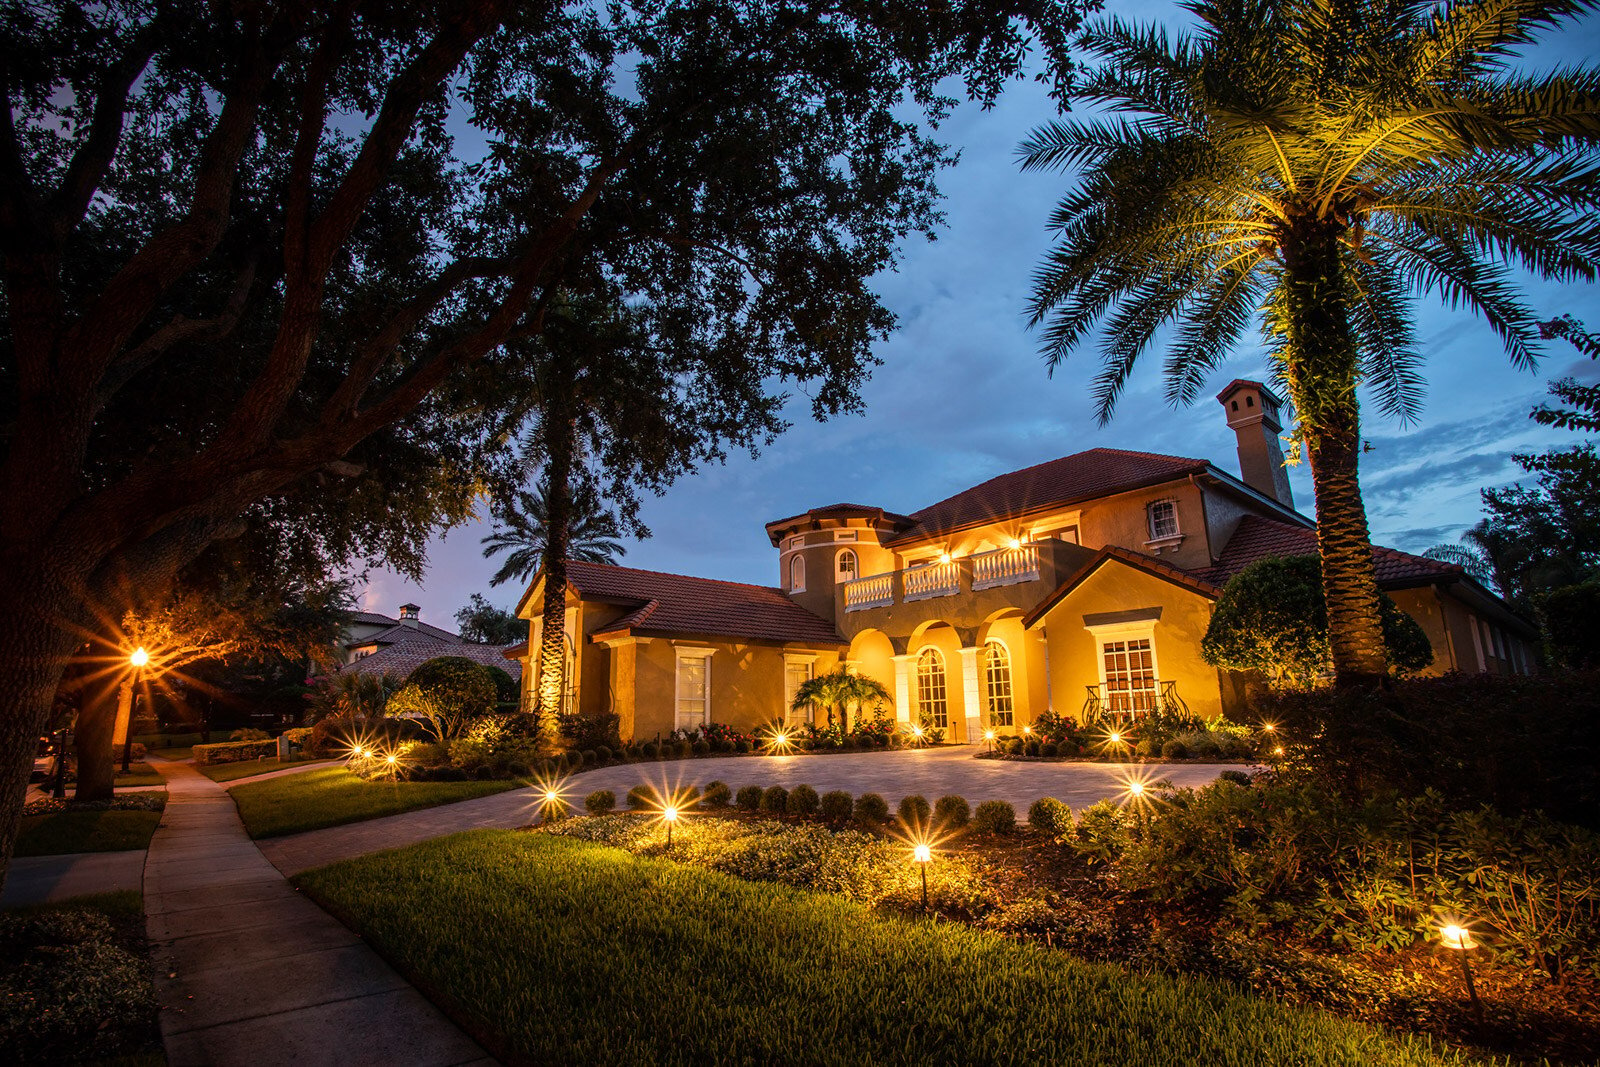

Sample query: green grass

[200,757,330,783]
[114,761,164,787]
[2,889,144,919]
[15,810,162,856]
[228,766,518,838]
[297,832,1481,1067]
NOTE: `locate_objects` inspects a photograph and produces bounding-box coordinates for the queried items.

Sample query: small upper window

[789,554,806,592]
[837,549,858,581]
[1147,500,1179,541]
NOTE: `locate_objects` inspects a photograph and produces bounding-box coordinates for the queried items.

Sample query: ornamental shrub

[579,749,597,767]
[1161,739,1188,759]
[735,785,762,810]
[228,727,270,741]
[594,745,612,764]
[973,800,1016,835]
[558,711,622,753]
[760,785,789,812]
[897,794,931,827]
[1040,742,1059,757]
[1218,769,1252,787]
[854,792,890,824]
[735,739,752,753]
[933,795,970,828]
[585,790,616,814]
[787,784,820,816]
[642,742,659,759]
[1028,796,1073,838]
[819,790,853,821]
[691,740,711,756]
[627,785,658,810]
[406,656,501,720]
[1135,737,1159,758]
[1070,800,1130,866]
[675,740,693,759]
[1024,739,1041,757]
[702,781,731,807]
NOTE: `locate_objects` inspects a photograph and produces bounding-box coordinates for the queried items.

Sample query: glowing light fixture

[1006,538,1022,551]
[1023,725,1032,735]
[1261,722,1277,733]
[912,725,925,739]
[663,805,680,847]
[1440,922,1483,1021]
[912,841,932,911]
[938,552,952,564]
[129,647,149,668]
[1108,730,1122,745]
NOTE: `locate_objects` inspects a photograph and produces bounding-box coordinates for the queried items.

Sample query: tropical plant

[481,485,628,589]
[791,669,893,731]
[1201,555,1433,687]
[1020,0,1600,687]
[311,671,403,723]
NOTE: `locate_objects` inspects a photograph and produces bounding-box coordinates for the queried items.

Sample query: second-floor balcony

[842,543,1045,612]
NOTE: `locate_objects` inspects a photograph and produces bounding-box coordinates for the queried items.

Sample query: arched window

[916,648,948,729]
[983,640,1014,728]
[836,548,858,581]
[789,554,805,592]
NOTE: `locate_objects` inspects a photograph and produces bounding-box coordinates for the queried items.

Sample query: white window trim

[790,554,806,592]
[914,646,949,728]
[783,652,819,725]
[674,647,715,731]
[1085,620,1161,707]
[982,638,1015,728]
[836,547,858,581]
[1144,499,1183,551]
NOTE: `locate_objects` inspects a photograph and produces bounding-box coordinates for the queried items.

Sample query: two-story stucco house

[508,380,1535,743]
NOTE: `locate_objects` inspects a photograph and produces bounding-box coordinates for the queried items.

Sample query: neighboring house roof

[886,448,1211,547]
[341,636,523,681]
[1190,515,1462,588]
[562,561,845,646]
[351,610,399,626]
[347,621,462,648]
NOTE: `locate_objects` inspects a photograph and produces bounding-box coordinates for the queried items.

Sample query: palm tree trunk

[1281,225,1390,688]
[534,396,578,747]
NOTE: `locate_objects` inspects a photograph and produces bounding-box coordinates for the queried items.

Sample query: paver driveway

[261,747,1234,876]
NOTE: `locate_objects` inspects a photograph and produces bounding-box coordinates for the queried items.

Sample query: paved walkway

[261,748,1233,876]
[2,849,147,906]
[144,758,491,1066]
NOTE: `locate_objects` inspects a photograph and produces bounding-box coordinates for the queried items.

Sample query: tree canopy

[1201,555,1434,688]
[454,594,524,646]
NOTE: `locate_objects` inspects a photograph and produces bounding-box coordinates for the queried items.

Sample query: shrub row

[191,739,277,766]
[582,784,1018,836]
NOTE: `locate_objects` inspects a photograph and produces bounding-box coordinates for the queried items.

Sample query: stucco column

[958,645,982,745]
[891,654,916,724]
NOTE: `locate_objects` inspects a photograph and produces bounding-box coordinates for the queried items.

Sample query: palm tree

[792,669,893,730]
[1020,0,1600,687]
[480,485,627,589]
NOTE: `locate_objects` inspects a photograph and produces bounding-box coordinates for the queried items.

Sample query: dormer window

[789,554,806,592]
[1147,499,1180,542]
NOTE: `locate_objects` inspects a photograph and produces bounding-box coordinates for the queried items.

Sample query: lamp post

[913,842,931,912]
[1441,924,1484,1024]
[121,647,149,773]
[663,805,679,848]
[983,729,995,753]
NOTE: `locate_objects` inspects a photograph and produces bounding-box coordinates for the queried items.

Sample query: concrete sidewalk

[145,758,492,1066]
[2,849,147,907]
[260,747,1233,877]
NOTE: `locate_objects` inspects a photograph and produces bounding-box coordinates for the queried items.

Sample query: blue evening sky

[358,1,1600,626]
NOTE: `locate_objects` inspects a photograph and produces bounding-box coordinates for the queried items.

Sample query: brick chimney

[398,603,421,628]
[1216,380,1294,509]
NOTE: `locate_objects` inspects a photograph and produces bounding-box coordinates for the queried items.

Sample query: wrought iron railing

[1080,680,1189,726]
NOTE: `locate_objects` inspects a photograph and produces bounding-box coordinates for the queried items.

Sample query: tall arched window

[836,548,858,581]
[916,648,948,729]
[983,640,1014,728]
[789,554,805,592]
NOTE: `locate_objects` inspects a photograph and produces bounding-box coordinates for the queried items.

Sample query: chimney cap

[399,603,421,615]
[1214,378,1284,408]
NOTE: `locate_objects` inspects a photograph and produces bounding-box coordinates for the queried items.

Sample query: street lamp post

[121,647,149,773]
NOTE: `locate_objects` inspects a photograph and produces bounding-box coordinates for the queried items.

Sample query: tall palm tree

[480,485,628,589]
[1021,0,1600,687]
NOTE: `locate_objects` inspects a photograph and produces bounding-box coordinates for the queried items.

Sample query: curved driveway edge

[260,747,1233,878]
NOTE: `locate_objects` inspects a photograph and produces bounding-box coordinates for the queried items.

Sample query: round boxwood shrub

[580,748,598,766]
[1024,739,1041,757]
[1161,739,1189,759]
[1218,769,1253,787]
[819,790,853,821]
[760,785,789,812]
[585,789,616,813]
[435,765,469,782]
[854,792,890,824]
[897,794,931,827]
[642,742,660,759]
[472,765,496,780]
[1007,738,1025,756]
[506,761,531,778]
[702,780,732,807]
[566,750,586,768]
[735,739,752,754]
[973,799,1016,835]
[627,784,658,810]
[1135,737,1160,758]
[675,740,693,759]
[691,739,711,756]
[787,784,820,816]
[1040,742,1059,758]
[1192,736,1223,759]
[1028,796,1073,837]
[735,785,763,810]
[933,794,970,828]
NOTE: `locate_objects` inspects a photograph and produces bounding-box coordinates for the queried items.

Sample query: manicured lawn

[15,810,162,856]
[200,757,330,784]
[137,731,206,760]
[114,760,164,787]
[228,766,518,838]
[297,832,1478,1067]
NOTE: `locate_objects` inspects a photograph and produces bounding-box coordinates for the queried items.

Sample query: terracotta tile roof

[1191,515,1462,588]
[1023,546,1223,628]
[341,636,523,681]
[567,561,844,646]
[352,621,462,647]
[764,503,916,544]
[351,610,398,626]
[886,448,1210,547]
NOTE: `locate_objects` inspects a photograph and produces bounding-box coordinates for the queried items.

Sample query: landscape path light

[1440,923,1485,1024]
[983,729,995,753]
[912,841,932,912]
[662,805,679,848]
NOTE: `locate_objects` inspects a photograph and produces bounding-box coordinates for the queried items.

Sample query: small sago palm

[1021,0,1600,685]
[791,669,893,730]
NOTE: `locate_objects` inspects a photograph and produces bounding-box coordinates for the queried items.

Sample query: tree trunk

[1280,224,1390,688]
[534,395,578,749]
[73,681,124,803]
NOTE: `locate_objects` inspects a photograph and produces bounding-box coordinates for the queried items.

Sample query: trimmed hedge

[192,739,277,766]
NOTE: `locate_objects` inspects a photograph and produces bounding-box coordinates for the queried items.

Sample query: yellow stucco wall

[1033,561,1228,723]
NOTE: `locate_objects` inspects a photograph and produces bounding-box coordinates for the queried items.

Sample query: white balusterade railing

[970,544,1041,591]
[842,572,894,611]
[903,561,960,601]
